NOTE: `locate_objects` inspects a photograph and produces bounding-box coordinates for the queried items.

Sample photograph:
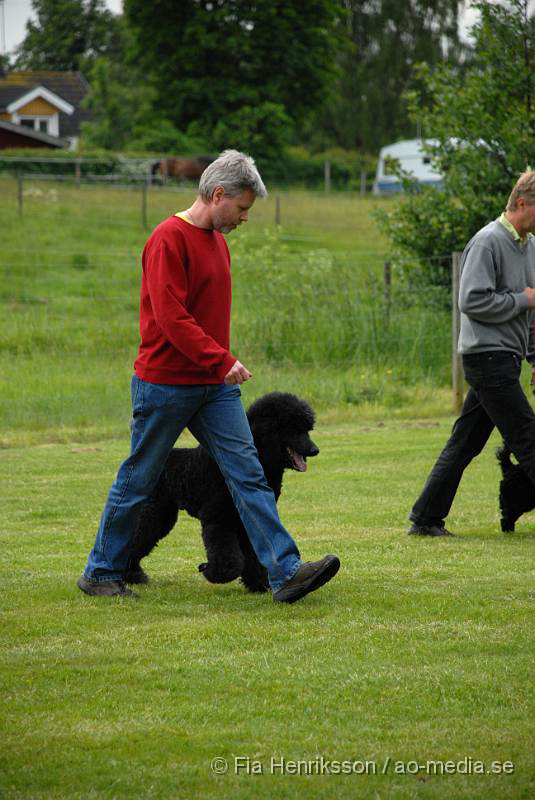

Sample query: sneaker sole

[274,556,340,604]
[76,577,138,598]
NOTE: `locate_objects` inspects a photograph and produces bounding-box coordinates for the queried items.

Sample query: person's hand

[224,360,252,385]
[522,287,535,308]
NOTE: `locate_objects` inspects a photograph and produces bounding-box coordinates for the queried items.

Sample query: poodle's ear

[247,392,316,434]
[248,414,277,439]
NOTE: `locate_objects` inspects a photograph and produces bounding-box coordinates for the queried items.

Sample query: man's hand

[224,360,252,385]
[523,287,535,308]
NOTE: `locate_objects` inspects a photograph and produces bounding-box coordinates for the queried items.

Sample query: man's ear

[212,186,225,204]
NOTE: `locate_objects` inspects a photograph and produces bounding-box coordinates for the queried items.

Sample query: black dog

[125,392,319,592]
[497,445,535,531]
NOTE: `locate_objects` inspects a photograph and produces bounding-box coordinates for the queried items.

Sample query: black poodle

[497,445,535,532]
[125,392,319,592]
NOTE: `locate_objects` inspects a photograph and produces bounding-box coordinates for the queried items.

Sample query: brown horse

[151,156,213,184]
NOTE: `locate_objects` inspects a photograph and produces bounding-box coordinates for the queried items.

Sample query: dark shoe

[273,555,340,603]
[77,575,138,597]
[408,524,455,537]
[124,566,150,584]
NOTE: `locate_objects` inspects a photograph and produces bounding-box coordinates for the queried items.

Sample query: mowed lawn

[2,417,534,800]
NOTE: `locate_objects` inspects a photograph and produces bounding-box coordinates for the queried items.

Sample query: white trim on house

[7,85,75,116]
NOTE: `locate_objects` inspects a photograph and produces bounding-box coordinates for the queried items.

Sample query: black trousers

[410,351,535,526]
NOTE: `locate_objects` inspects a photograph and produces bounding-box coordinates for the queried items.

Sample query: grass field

[2,419,535,800]
[2,177,534,799]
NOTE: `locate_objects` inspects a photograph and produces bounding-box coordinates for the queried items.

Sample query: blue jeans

[410,351,535,526]
[84,377,301,590]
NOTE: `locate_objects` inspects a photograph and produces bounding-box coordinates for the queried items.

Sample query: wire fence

[0,154,373,193]
[0,170,377,235]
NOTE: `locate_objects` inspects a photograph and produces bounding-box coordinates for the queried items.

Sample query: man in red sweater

[78,150,340,602]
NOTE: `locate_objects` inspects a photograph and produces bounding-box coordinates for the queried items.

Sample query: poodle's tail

[496,443,515,476]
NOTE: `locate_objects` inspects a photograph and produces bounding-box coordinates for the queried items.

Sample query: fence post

[75,158,81,188]
[275,194,281,226]
[384,260,391,323]
[141,179,148,230]
[360,170,367,196]
[452,251,463,414]
[17,171,23,217]
[324,160,331,193]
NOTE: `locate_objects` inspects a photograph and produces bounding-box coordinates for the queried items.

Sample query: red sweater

[134,215,237,384]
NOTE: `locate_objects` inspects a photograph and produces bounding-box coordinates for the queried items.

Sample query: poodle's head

[246,392,319,473]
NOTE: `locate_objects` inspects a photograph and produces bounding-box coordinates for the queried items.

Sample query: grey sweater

[458,218,535,360]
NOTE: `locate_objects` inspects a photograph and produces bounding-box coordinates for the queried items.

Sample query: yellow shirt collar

[175,211,195,225]
[499,212,532,245]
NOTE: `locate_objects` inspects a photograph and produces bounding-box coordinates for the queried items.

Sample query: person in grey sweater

[409,169,535,536]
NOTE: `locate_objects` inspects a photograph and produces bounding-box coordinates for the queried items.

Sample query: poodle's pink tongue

[288,448,307,472]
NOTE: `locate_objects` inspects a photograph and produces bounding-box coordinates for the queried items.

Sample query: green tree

[310,0,465,152]
[81,55,201,153]
[123,0,342,158]
[80,56,147,150]
[14,0,121,72]
[79,11,210,153]
[0,53,11,75]
[381,0,535,299]
[210,102,293,169]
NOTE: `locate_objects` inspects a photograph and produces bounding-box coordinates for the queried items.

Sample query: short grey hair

[198,149,267,201]
[507,168,535,210]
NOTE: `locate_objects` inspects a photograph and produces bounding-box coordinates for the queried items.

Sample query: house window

[18,117,49,134]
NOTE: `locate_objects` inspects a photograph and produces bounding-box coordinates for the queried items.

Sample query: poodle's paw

[240,579,269,593]
[240,568,270,593]
[198,560,241,584]
[501,523,515,532]
[125,566,150,584]
[500,517,516,532]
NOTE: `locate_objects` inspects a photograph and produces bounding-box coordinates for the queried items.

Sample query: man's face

[523,202,535,235]
[516,196,535,236]
[211,188,256,234]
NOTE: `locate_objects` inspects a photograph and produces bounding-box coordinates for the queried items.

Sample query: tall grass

[1,176,455,441]
[230,229,450,380]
